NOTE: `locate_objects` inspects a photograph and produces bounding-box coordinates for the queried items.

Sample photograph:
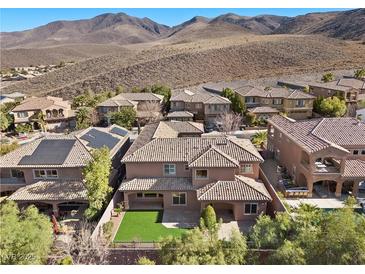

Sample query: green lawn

[113,210,188,243]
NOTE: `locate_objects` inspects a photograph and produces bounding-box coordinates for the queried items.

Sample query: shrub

[137,256,155,265]
[102,221,114,242]
[57,255,73,265]
[0,142,19,155]
[200,205,217,231]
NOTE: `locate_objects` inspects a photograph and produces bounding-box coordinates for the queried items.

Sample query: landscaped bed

[113,210,188,243]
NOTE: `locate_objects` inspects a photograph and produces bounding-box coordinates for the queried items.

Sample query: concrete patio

[162,209,200,228]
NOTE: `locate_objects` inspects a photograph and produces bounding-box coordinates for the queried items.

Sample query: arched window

[58,109,64,117]
[52,109,58,118]
[46,110,51,118]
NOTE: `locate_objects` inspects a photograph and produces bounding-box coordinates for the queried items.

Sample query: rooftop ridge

[235,175,271,200]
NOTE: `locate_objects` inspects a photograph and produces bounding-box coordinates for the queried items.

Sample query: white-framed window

[273,98,283,105]
[244,203,258,214]
[295,99,305,107]
[240,164,253,174]
[17,112,28,118]
[33,169,58,179]
[10,169,24,178]
[195,169,208,179]
[163,164,176,176]
[172,192,186,205]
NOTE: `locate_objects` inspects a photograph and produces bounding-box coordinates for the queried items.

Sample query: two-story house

[170,89,231,123]
[0,125,130,217]
[96,93,164,125]
[234,86,315,120]
[267,115,365,198]
[119,136,272,221]
[11,96,76,132]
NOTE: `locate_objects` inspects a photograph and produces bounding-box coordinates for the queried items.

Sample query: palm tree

[251,131,268,149]
[36,111,47,132]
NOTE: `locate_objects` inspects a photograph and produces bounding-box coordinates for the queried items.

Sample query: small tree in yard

[0,112,9,131]
[200,205,218,231]
[354,68,365,79]
[0,201,53,265]
[137,257,156,265]
[76,107,96,130]
[321,72,335,83]
[251,131,268,148]
[222,88,245,114]
[83,147,112,220]
[110,107,136,130]
[319,96,347,117]
[215,112,242,133]
[138,101,162,124]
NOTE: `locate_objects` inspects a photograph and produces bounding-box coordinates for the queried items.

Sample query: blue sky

[0,8,349,32]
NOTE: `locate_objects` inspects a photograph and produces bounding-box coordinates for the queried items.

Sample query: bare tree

[215,112,242,133]
[138,101,162,123]
[51,221,109,265]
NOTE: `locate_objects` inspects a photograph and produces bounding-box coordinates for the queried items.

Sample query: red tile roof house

[118,135,272,222]
[11,96,76,132]
[169,88,231,123]
[267,115,365,198]
[0,125,130,217]
[96,92,164,125]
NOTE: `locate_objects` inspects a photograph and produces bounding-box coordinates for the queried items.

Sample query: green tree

[321,72,335,83]
[151,85,171,111]
[268,240,306,265]
[15,123,33,133]
[222,88,245,114]
[251,131,268,148]
[83,147,112,219]
[76,107,93,130]
[354,68,365,79]
[115,85,124,94]
[319,96,347,117]
[221,229,247,265]
[200,205,217,231]
[0,112,9,131]
[137,257,156,265]
[0,201,53,264]
[0,142,20,156]
[110,108,136,130]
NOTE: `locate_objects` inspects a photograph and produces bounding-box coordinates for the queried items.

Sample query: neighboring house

[234,86,315,120]
[267,115,365,198]
[166,111,194,121]
[2,92,27,102]
[0,125,130,217]
[11,96,76,132]
[119,136,272,221]
[247,106,280,120]
[0,96,15,105]
[308,81,360,117]
[170,89,231,123]
[96,93,164,125]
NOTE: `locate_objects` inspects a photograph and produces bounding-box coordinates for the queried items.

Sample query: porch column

[307,179,313,198]
[353,180,360,198]
[335,182,343,198]
[124,192,130,210]
[52,202,59,217]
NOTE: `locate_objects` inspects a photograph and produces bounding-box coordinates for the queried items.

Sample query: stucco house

[96,92,164,125]
[234,86,315,120]
[267,115,365,198]
[170,89,231,123]
[119,135,272,221]
[11,96,75,131]
[0,125,130,217]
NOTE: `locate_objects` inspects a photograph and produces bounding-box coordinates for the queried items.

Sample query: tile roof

[343,160,365,178]
[167,111,194,118]
[235,86,315,99]
[153,121,204,139]
[308,81,354,92]
[0,126,129,168]
[122,137,264,165]
[8,180,87,201]
[0,135,92,168]
[171,89,230,105]
[268,115,365,153]
[248,106,280,114]
[119,177,195,191]
[97,93,163,107]
[188,146,240,168]
[337,78,365,90]
[12,96,70,112]
[197,175,272,201]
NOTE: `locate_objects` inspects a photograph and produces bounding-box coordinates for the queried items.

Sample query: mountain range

[1,9,364,48]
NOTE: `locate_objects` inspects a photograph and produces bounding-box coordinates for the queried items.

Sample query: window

[144,193,158,198]
[17,112,28,118]
[137,193,143,198]
[362,150,365,155]
[244,203,258,214]
[172,192,186,205]
[245,97,254,103]
[241,164,253,174]
[33,169,58,179]
[184,164,189,171]
[10,169,24,178]
[353,150,359,155]
[163,164,176,176]
[295,100,305,107]
[196,103,202,109]
[195,169,208,179]
[273,99,283,105]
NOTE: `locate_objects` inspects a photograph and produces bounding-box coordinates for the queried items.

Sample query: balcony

[313,160,340,174]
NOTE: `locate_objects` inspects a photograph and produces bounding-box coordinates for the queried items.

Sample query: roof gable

[188,146,240,168]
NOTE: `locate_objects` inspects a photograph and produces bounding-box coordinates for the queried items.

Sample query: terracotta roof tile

[119,177,194,191]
